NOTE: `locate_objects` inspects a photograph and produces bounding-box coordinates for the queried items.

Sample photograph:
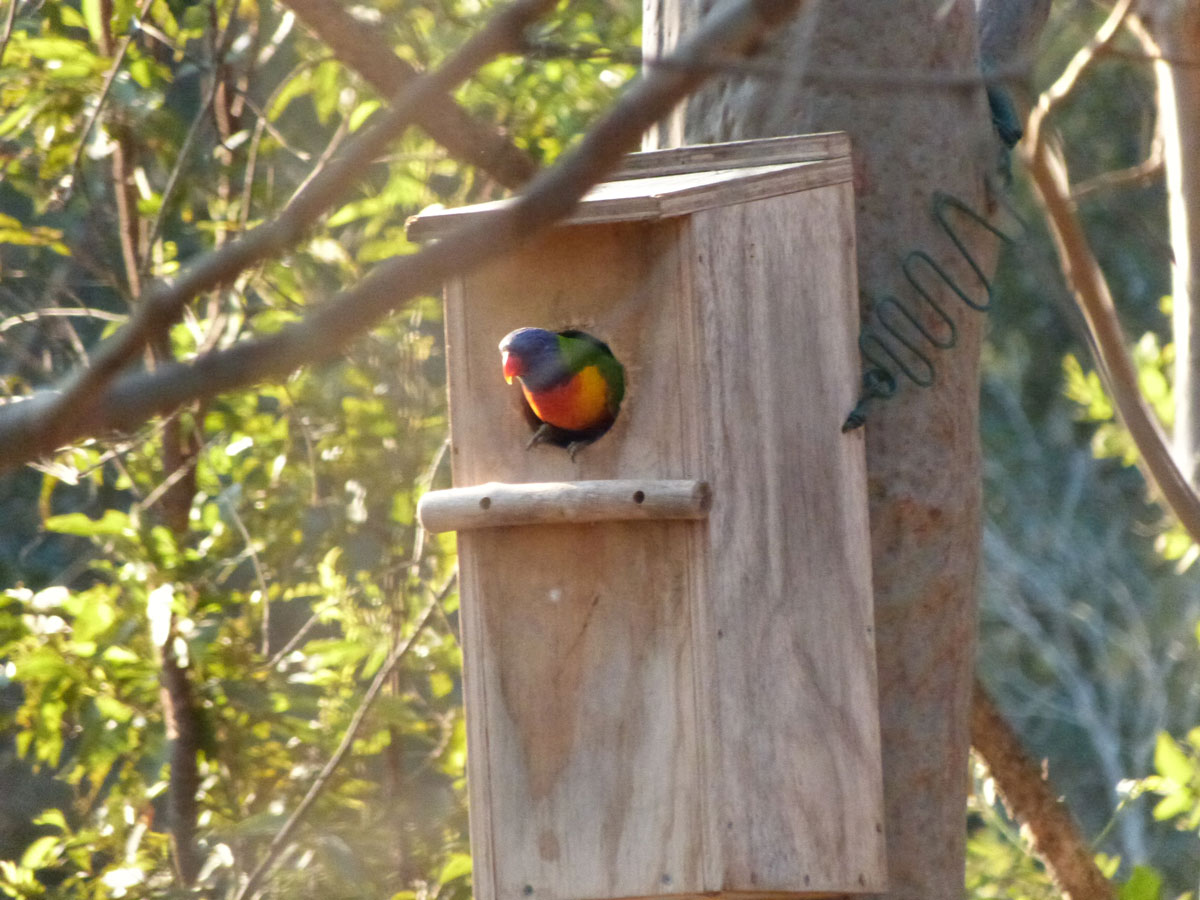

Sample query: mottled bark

[971,680,1115,900]
[645,3,999,897]
[161,632,203,886]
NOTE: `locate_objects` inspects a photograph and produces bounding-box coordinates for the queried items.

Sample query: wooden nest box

[411,135,886,899]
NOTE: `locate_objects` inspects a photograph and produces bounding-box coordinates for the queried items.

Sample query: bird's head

[499,327,558,384]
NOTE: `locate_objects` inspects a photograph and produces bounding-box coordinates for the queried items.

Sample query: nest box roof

[406,132,851,242]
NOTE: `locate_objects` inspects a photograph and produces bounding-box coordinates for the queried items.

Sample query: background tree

[647,1,1001,896]
[3,0,1200,898]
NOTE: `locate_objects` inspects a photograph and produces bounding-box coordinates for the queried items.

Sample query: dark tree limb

[95,0,146,299]
[0,0,808,474]
[160,623,204,887]
[280,0,538,189]
[971,679,1115,900]
[8,0,560,464]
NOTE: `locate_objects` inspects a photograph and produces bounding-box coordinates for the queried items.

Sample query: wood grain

[608,131,849,179]
[688,185,885,892]
[417,480,711,533]
[406,156,851,241]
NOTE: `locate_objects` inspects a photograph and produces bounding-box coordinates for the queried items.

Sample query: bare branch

[63,0,157,204]
[160,621,203,886]
[0,0,20,70]
[1025,0,1133,150]
[17,0,560,461]
[0,306,125,334]
[1020,104,1200,543]
[972,679,1115,900]
[0,0,808,474]
[280,0,538,189]
[1070,132,1163,199]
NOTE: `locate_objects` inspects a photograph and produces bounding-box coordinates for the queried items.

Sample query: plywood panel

[459,521,707,900]
[447,220,713,900]
[407,157,850,241]
[689,184,886,893]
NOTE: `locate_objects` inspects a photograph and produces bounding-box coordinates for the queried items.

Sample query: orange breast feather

[522,365,611,432]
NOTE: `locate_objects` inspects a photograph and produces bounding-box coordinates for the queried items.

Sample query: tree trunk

[644,3,998,897]
[1142,2,1200,485]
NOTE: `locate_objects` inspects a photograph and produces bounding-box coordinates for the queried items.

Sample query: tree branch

[280,0,538,189]
[1070,133,1163,200]
[0,0,20,70]
[971,679,1115,900]
[64,0,156,205]
[160,621,203,887]
[0,0,808,474]
[1024,0,1133,151]
[17,0,559,461]
[1019,2,1200,544]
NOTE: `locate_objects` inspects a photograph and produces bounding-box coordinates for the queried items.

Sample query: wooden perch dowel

[417,479,711,533]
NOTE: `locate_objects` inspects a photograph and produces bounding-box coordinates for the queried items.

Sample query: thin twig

[1025,0,1134,150]
[1019,7,1200,544]
[0,306,126,333]
[138,91,217,284]
[234,581,448,900]
[217,499,273,656]
[235,87,319,162]
[0,0,810,473]
[1070,133,1163,199]
[260,610,320,671]
[0,0,20,70]
[63,0,156,203]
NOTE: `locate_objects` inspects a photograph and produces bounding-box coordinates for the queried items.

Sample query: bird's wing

[558,331,624,409]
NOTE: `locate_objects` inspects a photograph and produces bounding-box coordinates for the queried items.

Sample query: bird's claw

[526,424,550,451]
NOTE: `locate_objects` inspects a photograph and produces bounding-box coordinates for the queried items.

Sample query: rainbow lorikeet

[498,327,625,460]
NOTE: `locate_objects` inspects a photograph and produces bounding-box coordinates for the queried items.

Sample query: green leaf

[33,809,67,831]
[1119,865,1163,900]
[348,99,381,132]
[81,0,106,45]
[429,669,454,699]
[1152,791,1192,821]
[1153,732,1194,785]
[20,835,61,870]
[59,6,87,28]
[43,509,132,537]
[438,852,472,884]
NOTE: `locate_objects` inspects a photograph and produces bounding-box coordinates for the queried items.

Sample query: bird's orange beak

[501,350,522,384]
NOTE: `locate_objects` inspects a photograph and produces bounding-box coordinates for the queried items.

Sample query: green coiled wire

[842,189,1019,431]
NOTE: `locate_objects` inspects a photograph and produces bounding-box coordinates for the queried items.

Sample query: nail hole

[632,490,645,504]
[523,887,534,896]
[479,497,491,510]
